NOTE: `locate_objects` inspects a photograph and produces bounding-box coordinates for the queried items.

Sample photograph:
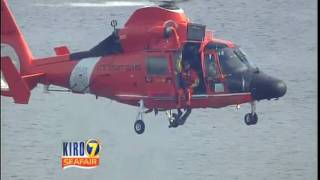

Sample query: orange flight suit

[177,68,199,108]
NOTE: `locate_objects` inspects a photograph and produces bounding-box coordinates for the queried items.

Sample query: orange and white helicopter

[1,0,286,134]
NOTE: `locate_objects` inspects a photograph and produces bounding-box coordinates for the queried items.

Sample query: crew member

[177,60,199,108]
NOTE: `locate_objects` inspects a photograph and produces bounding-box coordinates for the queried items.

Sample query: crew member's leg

[186,88,193,107]
[177,72,187,108]
[177,88,184,108]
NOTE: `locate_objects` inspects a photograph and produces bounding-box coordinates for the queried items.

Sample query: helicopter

[1,0,287,134]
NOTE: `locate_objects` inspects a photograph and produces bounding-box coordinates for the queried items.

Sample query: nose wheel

[244,113,258,125]
[244,101,258,125]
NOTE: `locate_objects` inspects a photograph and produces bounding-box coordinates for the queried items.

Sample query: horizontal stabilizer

[54,46,70,56]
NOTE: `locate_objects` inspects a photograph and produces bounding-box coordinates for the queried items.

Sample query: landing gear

[133,99,193,133]
[244,101,258,125]
[134,100,146,134]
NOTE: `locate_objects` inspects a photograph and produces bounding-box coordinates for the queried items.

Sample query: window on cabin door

[204,52,225,93]
[145,54,175,97]
[205,54,218,78]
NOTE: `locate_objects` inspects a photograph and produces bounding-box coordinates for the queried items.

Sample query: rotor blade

[35,1,154,8]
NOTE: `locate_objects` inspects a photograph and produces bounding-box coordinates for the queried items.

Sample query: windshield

[233,47,255,68]
[217,47,253,74]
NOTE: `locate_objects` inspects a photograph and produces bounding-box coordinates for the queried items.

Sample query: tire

[244,113,258,125]
[134,120,145,134]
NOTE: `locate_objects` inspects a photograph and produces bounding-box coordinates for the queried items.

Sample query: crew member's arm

[190,70,200,88]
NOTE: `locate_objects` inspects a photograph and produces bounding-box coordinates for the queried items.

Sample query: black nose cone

[250,72,287,100]
[273,80,287,97]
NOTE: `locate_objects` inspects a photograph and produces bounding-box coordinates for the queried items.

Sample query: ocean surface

[1,0,317,180]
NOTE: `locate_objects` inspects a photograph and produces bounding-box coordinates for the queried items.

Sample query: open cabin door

[144,51,176,108]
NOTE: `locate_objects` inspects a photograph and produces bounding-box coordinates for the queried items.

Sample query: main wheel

[134,120,145,134]
[244,113,258,125]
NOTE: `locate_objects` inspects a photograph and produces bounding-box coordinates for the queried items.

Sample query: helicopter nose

[273,80,287,97]
[250,71,287,100]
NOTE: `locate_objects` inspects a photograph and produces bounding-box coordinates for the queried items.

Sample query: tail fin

[1,56,45,104]
[1,0,33,74]
[1,57,30,104]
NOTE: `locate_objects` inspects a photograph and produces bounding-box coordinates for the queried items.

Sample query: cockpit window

[218,48,248,74]
[233,47,254,68]
[235,47,255,67]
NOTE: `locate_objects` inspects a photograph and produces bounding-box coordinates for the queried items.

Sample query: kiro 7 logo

[61,139,101,169]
